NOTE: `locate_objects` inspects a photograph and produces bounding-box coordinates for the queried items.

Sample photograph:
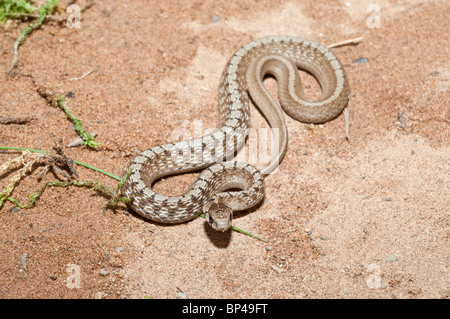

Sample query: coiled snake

[120,36,349,231]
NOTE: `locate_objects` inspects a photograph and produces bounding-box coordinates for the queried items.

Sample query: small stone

[9,206,21,213]
[99,269,109,276]
[385,197,392,201]
[270,265,283,274]
[94,292,104,299]
[397,112,409,129]
[115,247,123,253]
[21,253,28,268]
[265,246,273,251]
[211,14,220,23]
[352,57,370,64]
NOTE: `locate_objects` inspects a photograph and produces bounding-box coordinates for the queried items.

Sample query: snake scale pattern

[120,36,349,231]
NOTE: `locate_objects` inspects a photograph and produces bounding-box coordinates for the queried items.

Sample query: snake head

[203,197,233,232]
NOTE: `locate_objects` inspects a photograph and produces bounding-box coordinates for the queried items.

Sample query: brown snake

[120,36,349,231]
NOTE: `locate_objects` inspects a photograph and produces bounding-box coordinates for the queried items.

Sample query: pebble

[270,265,283,274]
[211,14,220,23]
[94,292,104,299]
[9,206,21,213]
[21,253,28,268]
[352,57,370,64]
[115,247,123,253]
[99,269,109,276]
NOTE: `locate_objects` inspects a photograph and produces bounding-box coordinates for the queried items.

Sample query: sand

[0,0,448,298]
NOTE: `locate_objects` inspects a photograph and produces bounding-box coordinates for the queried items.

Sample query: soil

[0,0,448,299]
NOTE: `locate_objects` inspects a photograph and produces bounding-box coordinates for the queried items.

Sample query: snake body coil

[120,36,349,231]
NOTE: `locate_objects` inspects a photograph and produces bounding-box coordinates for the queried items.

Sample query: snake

[120,36,349,231]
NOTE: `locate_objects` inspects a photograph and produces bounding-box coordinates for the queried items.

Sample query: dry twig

[0,115,35,124]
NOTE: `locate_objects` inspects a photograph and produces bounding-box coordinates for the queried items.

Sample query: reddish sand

[0,0,448,298]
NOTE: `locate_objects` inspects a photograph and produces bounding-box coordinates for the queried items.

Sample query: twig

[327,37,363,49]
[37,86,101,149]
[67,68,97,82]
[68,132,97,147]
[0,115,35,124]
[325,37,361,138]
[343,107,350,140]
[0,151,38,208]
[0,147,118,180]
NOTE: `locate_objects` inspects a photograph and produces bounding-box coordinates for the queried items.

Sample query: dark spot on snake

[198,187,207,196]
[167,209,176,216]
[191,195,200,203]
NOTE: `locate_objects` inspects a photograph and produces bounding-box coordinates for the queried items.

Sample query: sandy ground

[0,0,448,299]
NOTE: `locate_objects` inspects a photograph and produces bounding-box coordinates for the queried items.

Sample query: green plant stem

[7,0,59,74]
[54,95,101,149]
[0,146,118,180]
